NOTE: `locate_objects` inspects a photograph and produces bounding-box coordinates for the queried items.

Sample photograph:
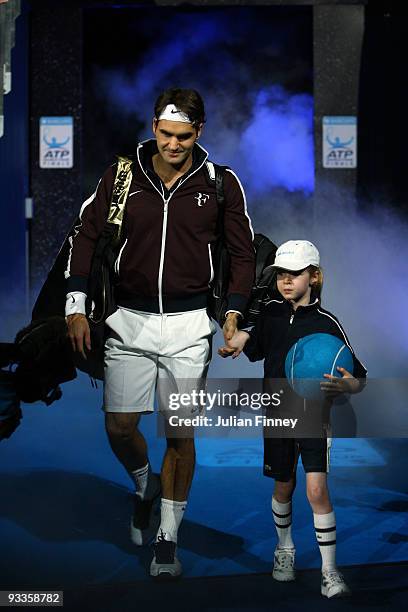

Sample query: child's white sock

[314,511,337,572]
[272,496,294,549]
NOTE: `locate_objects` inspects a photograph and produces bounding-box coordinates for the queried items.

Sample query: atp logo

[194,192,209,207]
[326,130,354,150]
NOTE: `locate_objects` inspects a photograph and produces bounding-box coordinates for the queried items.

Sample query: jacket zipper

[158,198,169,313]
[158,164,210,308]
[289,313,294,324]
[136,142,209,314]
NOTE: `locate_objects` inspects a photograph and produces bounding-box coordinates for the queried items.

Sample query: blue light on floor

[0,372,407,587]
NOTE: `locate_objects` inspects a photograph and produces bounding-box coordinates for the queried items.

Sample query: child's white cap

[271,240,320,271]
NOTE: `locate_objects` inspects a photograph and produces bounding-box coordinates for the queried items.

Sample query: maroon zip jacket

[65,139,255,315]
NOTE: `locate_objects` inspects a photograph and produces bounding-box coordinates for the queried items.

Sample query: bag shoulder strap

[85,156,133,313]
[205,161,229,235]
[205,161,228,207]
[106,155,133,245]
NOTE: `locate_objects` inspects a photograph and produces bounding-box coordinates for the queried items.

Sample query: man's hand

[66,313,91,359]
[222,312,240,343]
[218,330,250,359]
[320,367,360,398]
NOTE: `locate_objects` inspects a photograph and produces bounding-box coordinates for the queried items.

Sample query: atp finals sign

[322,116,357,169]
[39,117,73,169]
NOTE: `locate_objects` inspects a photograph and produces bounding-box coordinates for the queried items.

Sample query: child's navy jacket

[244,297,367,381]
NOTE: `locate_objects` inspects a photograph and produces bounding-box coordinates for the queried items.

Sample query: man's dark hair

[154,88,206,128]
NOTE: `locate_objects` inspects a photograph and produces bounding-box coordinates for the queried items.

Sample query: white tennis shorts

[103,307,217,415]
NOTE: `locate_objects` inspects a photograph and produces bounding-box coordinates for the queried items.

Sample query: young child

[219,240,367,599]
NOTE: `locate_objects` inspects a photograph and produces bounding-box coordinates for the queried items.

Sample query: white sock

[314,511,337,572]
[272,496,294,549]
[155,498,187,544]
[129,463,159,500]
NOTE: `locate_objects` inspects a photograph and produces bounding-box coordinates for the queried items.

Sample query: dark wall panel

[313,3,364,212]
[30,1,82,295]
[0,1,28,330]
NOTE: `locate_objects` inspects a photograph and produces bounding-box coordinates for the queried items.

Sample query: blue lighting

[96,11,314,196]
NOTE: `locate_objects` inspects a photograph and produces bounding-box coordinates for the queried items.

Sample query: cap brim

[271,261,309,271]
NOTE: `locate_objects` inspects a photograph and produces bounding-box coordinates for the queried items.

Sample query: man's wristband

[65,291,87,317]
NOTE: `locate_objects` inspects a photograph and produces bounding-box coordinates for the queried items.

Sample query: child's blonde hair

[308,265,323,300]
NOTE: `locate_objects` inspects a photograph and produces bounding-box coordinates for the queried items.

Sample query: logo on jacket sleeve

[194,192,209,207]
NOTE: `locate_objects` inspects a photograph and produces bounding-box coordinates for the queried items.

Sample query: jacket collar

[265,296,320,314]
[296,297,320,310]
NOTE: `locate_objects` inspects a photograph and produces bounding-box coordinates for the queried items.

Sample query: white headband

[157,104,191,123]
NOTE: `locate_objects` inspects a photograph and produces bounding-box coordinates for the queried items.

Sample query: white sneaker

[272,546,296,582]
[321,569,351,598]
[150,538,182,580]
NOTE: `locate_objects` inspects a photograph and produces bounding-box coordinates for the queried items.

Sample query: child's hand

[218,330,250,359]
[320,367,361,397]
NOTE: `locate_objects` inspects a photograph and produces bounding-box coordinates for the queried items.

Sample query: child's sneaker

[321,569,351,598]
[272,546,296,581]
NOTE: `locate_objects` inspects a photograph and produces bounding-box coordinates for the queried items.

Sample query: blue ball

[284,333,354,401]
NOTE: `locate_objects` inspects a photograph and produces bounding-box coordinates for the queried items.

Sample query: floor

[0,324,407,610]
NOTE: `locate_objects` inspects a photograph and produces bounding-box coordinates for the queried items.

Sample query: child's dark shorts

[263,436,332,481]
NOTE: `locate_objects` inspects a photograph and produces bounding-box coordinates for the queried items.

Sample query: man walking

[65,88,254,578]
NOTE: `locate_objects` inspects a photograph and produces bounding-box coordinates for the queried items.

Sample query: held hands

[218,329,250,359]
[222,312,240,342]
[66,313,91,359]
[320,367,361,398]
[220,312,247,359]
